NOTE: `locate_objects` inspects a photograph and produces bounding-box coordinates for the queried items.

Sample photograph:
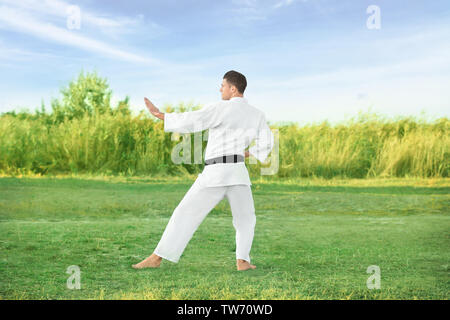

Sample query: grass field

[0,174,449,299]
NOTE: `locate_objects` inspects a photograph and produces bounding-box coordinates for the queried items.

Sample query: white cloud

[228,0,307,24]
[0,4,163,65]
[0,0,157,35]
[273,0,308,9]
[273,0,294,9]
[0,45,62,62]
[261,55,450,90]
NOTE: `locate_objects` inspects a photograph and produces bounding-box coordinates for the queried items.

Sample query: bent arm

[248,116,274,163]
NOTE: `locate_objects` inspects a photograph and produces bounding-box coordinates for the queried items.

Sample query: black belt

[205,154,244,166]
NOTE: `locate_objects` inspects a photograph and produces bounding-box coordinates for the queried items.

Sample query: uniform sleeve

[248,114,274,163]
[164,103,223,133]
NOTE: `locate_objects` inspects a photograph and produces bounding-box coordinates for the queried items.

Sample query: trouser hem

[153,250,179,263]
[236,256,251,264]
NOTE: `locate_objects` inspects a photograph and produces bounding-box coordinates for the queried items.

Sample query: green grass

[0,175,449,299]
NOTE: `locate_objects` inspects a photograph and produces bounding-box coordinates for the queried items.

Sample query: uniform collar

[230,96,247,102]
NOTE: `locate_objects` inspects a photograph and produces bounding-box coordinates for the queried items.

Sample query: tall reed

[0,110,448,178]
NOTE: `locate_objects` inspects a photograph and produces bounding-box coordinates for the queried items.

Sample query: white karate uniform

[153,97,274,263]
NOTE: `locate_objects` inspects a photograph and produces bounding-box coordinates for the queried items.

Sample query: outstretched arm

[151,100,223,133]
[144,97,164,120]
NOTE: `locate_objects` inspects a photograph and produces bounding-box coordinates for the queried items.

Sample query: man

[132,70,274,271]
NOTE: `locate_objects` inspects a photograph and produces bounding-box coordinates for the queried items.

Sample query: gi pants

[153,176,256,263]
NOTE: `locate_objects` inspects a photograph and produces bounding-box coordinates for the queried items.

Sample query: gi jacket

[164,97,274,187]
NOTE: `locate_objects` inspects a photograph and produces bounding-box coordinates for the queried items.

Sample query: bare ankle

[152,253,162,261]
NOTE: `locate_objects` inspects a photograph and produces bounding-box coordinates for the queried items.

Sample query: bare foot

[236,259,256,271]
[132,253,162,269]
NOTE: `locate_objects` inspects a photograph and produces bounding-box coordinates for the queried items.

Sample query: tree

[51,71,120,122]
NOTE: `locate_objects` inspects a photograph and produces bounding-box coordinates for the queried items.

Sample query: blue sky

[0,0,449,125]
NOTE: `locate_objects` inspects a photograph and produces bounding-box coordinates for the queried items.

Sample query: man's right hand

[144,97,164,120]
[244,150,250,158]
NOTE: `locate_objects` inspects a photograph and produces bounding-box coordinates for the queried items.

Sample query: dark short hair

[223,70,247,94]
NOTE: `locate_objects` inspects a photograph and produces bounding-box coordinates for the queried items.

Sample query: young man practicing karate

[133,70,274,271]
